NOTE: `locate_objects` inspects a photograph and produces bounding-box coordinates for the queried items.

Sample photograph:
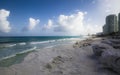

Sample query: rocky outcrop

[92,45,106,56]
[92,43,113,56]
[100,49,120,74]
[110,39,120,44]
[92,38,120,74]
[101,40,113,46]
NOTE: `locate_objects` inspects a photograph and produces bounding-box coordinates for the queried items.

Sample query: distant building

[118,13,120,32]
[104,14,118,34]
[103,24,109,34]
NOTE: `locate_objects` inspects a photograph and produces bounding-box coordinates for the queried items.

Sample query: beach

[0,0,120,75]
[0,36,119,75]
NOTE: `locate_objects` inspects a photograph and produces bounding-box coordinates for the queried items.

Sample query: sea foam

[30,40,56,45]
[18,42,26,45]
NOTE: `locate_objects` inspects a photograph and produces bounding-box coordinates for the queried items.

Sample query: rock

[110,39,120,44]
[112,44,120,49]
[100,49,120,74]
[101,39,120,49]
[112,36,120,39]
[92,45,107,56]
[101,40,113,46]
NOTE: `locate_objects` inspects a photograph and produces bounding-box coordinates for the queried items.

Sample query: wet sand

[0,38,119,75]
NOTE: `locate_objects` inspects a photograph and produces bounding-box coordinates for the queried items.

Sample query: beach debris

[73,38,92,48]
[45,63,52,70]
[52,56,64,64]
[44,56,64,70]
[44,56,65,73]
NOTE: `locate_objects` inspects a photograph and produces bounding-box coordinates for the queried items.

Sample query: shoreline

[0,36,119,75]
[0,36,84,63]
[0,37,82,62]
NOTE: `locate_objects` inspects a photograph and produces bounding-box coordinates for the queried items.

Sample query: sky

[0,0,120,36]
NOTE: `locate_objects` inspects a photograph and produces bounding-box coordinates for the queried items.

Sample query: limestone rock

[101,40,113,46]
[110,39,120,44]
[100,49,120,74]
[92,44,112,56]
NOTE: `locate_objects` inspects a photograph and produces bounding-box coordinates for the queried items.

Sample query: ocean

[0,36,84,61]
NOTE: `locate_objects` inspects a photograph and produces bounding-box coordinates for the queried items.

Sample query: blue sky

[0,0,93,23]
[0,0,120,36]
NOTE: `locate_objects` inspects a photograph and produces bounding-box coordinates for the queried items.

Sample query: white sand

[0,39,119,75]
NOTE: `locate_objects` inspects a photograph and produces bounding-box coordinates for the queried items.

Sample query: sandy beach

[0,0,120,75]
[0,37,119,75]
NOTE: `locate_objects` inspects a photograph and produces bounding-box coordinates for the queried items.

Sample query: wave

[18,46,37,54]
[56,38,80,41]
[18,42,26,45]
[5,44,16,47]
[30,38,80,45]
[30,40,56,45]
[0,46,37,61]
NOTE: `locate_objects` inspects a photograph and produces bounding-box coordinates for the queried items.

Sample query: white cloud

[0,9,11,33]
[23,18,40,31]
[55,12,84,35]
[98,0,120,15]
[43,19,53,30]
[28,18,40,30]
[52,11,101,35]
[93,0,120,32]
[83,24,102,35]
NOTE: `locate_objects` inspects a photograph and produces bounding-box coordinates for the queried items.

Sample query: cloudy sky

[0,0,120,36]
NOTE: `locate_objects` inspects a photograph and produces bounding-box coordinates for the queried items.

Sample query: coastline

[0,36,82,61]
[0,36,119,75]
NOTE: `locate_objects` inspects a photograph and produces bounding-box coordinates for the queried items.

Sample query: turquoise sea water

[0,36,83,60]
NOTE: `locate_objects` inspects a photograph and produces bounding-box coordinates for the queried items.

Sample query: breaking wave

[18,42,26,45]
[0,46,37,61]
[30,38,77,45]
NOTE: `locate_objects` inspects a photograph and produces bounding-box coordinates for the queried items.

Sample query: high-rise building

[118,13,120,32]
[103,24,109,34]
[106,14,118,34]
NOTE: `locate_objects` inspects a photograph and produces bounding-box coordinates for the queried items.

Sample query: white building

[103,14,118,35]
